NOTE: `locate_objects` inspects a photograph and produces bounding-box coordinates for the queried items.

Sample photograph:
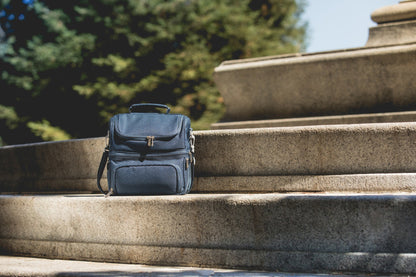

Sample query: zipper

[109,150,189,161]
[115,133,176,143]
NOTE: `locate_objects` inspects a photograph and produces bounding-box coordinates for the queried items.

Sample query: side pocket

[113,162,180,195]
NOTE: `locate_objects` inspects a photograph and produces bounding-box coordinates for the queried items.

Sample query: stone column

[366,0,416,47]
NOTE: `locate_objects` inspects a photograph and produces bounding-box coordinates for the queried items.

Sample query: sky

[302,0,399,53]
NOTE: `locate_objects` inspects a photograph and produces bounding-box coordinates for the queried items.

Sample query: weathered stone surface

[371,1,416,24]
[213,44,416,121]
[194,174,416,193]
[366,20,416,47]
[197,123,416,177]
[2,123,416,193]
[0,137,107,193]
[1,193,416,274]
[211,111,416,129]
[0,255,375,277]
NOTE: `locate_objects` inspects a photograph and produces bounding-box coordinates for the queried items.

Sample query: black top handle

[129,103,171,114]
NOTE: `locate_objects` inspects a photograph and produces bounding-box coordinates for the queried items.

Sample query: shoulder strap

[97,146,109,194]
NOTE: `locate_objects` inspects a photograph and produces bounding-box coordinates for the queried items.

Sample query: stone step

[0,255,380,277]
[211,111,416,129]
[184,122,416,193]
[213,43,416,121]
[1,193,415,275]
[0,137,105,194]
[196,122,416,176]
[2,122,416,193]
[194,174,416,193]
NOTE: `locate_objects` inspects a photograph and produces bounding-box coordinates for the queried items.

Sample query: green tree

[0,0,307,145]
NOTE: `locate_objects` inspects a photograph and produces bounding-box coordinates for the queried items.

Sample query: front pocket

[114,163,179,195]
[111,113,186,152]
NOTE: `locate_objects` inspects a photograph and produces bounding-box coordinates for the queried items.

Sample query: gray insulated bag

[97,103,195,196]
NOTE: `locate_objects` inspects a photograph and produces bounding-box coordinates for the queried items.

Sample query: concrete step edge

[1,193,416,274]
[0,255,381,277]
[211,111,416,129]
[2,173,416,194]
[194,173,416,193]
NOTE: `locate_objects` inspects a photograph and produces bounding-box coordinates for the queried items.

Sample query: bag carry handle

[129,103,170,114]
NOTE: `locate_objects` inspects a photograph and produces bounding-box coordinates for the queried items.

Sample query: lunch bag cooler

[97,103,195,196]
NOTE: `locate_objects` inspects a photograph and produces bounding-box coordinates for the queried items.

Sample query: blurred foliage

[0,0,307,145]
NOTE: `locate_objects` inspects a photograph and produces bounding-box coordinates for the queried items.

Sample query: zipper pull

[146,136,155,147]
